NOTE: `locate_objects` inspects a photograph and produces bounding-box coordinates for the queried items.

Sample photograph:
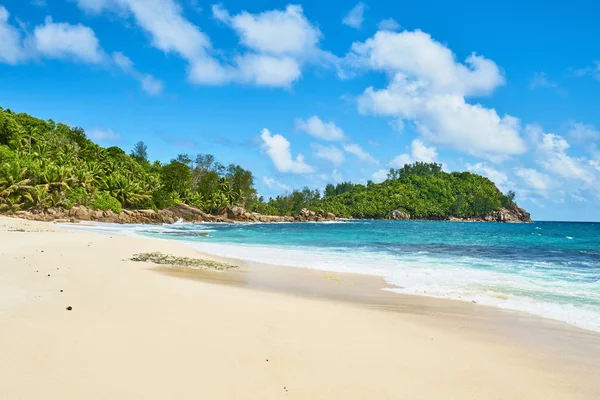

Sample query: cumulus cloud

[75,0,225,84]
[33,17,105,63]
[390,139,438,167]
[1,5,160,95]
[0,6,27,64]
[311,143,345,165]
[377,18,401,31]
[295,116,345,141]
[234,53,301,87]
[536,132,593,183]
[371,168,388,183]
[343,143,378,164]
[209,4,335,88]
[260,128,314,174]
[342,3,365,29]
[0,7,105,64]
[516,168,552,191]
[348,29,527,161]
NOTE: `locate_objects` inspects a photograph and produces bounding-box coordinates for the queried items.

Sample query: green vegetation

[0,107,257,214]
[261,168,515,219]
[0,106,517,220]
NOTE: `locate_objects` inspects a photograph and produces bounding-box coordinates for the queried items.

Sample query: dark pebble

[66,306,72,311]
[60,290,63,293]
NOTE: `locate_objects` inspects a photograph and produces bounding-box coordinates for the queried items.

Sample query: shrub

[91,191,122,214]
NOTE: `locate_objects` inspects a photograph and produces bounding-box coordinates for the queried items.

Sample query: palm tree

[23,185,51,210]
[218,177,234,206]
[0,163,31,199]
[210,191,228,214]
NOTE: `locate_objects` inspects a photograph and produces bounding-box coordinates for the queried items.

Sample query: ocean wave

[61,221,600,333]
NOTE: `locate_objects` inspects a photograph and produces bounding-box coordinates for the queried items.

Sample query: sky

[1,0,600,221]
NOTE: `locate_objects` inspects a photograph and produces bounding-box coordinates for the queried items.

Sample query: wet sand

[1,216,599,399]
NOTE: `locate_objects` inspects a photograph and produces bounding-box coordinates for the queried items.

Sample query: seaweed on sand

[130,252,237,271]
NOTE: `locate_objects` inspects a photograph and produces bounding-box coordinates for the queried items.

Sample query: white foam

[60,223,600,333]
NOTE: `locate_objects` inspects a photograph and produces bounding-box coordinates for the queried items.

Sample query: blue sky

[1,0,600,221]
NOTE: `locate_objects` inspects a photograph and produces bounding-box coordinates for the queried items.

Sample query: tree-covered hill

[0,106,257,214]
[0,106,528,222]
[256,163,526,221]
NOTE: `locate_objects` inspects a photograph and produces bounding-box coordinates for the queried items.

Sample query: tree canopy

[0,107,518,220]
[261,164,516,219]
[0,107,257,214]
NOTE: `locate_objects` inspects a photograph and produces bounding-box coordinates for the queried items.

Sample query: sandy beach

[1,216,599,400]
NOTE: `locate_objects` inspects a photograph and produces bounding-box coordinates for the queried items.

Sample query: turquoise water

[68,220,600,332]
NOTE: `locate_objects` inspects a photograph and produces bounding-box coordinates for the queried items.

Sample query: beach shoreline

[1,216,599,399]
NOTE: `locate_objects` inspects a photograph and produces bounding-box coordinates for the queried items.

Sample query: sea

[66,220,600,332]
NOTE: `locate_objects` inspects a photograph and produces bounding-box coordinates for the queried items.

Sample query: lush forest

[0,107,258,214]
[0,107,516,220]
[259,162,516,219]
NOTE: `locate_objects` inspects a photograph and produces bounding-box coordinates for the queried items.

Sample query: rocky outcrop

[388,210,410,220]
[225,207,336,223]
[485,203,532,223]
[9,205,337,225]
[448,203,532,223]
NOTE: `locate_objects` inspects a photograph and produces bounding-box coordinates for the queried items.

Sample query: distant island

[0,106,530,223]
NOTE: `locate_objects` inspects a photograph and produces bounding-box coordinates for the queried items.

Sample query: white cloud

[390,154,412,168]
[88,128,121,142]
[536,132,593,183]
[371,169,388,183]
[75,0,224,83]
[33,17,105,63]
[516,168,552,191]
[377,18,400,31]
[349,29,526,161]
[466,162,508,188]
[1,8,105,65]
[263,176,291,192]
[74,2,335,88]
[390,139,438,167]
[411,139,438,162]
[210,4,335,88]
[112,51,164,95]
[222,4,321,56]
[349,30,504,96]
[342,3,365,29]
[295,116,345,141]
[0,6,26,64]
[0,5,157,95]
[234,53,301,88]
[343,143,378,164]
[260,128,314,174]
[311,143,345,165]
[567,121,600,142]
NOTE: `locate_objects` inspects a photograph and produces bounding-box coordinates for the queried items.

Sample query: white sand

[1,216,599,399]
